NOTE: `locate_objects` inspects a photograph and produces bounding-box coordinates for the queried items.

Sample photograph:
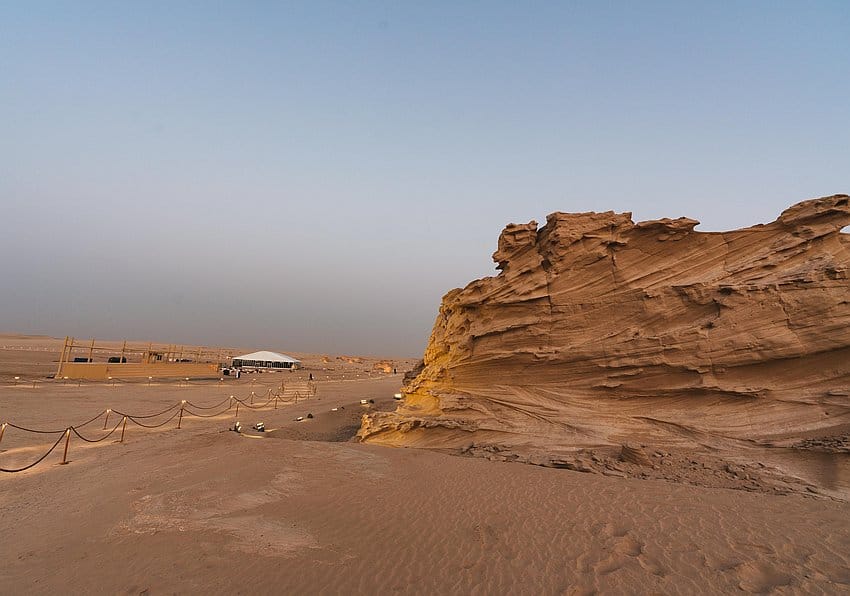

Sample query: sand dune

[1,384,848,594]
[1,340,849,593]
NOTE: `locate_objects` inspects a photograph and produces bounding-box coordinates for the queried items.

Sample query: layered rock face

[359,195,850,464]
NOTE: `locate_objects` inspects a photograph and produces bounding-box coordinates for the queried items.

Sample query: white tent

[232,350,301,370]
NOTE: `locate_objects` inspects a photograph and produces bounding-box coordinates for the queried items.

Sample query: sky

[1,1,848,356]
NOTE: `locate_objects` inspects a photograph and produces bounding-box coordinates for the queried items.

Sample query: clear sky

[1,2,848,356]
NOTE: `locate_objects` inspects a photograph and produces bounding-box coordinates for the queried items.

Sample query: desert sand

[1,334,849,594]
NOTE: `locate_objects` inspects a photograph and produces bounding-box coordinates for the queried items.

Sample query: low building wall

[56,362,220,381]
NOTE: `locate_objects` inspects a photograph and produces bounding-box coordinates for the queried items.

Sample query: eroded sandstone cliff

[359,195,850,484]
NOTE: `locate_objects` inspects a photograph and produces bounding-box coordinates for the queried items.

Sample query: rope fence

[0,432,67,473]
[0,382,318,474]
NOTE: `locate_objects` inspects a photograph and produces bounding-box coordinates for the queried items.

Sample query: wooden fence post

[60,429,71,464]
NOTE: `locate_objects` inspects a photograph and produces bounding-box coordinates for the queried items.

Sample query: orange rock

[372,360,394,373]
[359,195,850,459]
[337,356,364,364]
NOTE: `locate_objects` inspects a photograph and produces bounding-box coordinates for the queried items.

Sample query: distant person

[309,373,313,381]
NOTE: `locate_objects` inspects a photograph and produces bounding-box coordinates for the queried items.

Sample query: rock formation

[372,360,395,374]
[337,356,365,365]
[359,195,850,472]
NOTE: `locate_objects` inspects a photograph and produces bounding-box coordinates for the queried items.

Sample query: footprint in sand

[612,534,643,557]
[476,523,518,560]
[601,521,630,538]
[736,560,793,593]
[586,531,667,579]
[591,534,644,576]
[611,533,666,577]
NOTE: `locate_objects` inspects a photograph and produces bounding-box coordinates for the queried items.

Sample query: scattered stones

[793,435,850,452]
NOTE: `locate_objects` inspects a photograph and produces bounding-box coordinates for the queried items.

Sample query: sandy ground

[1,335,850,594]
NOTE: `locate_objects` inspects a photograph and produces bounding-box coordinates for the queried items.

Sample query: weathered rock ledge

[359,195,850,493]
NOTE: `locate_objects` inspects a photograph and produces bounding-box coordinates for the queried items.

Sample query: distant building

[231,350,300,370]
[55,336,224,380]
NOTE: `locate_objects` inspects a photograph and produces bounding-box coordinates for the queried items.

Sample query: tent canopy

[232,350,300,364]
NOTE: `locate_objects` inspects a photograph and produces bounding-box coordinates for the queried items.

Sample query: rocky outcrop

[359,195,850,467]
[371,360,395,374]
[337,356,365,364]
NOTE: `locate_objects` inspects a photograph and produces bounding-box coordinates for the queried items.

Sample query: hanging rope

[183,403,233,418]
[72,410,110,430]
[4,422,65,435]
[71,420,124,443]
[185,396,232,410]
[123,410,182,429]
[0,432,66,473]
[4,409,106,435]
[111,403,180,419]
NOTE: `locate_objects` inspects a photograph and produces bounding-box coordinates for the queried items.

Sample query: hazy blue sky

[1,2,848,356]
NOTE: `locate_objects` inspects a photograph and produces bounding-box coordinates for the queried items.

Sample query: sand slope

[1,385,848,594]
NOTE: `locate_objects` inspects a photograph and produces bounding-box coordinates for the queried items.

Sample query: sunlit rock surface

[359,195,850,467]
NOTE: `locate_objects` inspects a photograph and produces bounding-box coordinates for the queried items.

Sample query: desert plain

[0,333,848,595]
